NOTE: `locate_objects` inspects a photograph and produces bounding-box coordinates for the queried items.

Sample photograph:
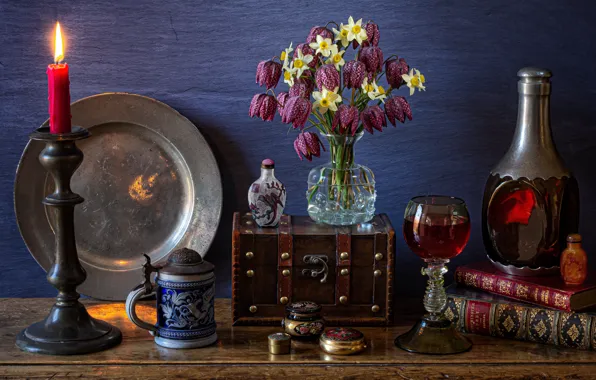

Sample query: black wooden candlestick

[16,126,122,355]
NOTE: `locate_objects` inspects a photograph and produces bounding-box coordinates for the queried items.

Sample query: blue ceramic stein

[125,248,217,349]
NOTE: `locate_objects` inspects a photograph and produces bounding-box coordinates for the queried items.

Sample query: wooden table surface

[0,298,594,379]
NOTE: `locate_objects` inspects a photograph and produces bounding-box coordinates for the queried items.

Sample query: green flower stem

[329,138,355,209]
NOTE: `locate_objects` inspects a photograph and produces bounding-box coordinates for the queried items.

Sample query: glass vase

[306,132,376,226]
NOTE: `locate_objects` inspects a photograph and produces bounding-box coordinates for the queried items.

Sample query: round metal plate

[15,93,222,300]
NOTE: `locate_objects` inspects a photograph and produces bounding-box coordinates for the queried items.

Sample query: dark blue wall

[1,0,596,298]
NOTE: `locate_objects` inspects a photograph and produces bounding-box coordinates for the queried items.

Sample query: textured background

[1,0,595,299]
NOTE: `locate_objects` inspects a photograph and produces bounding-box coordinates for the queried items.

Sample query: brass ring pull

[302,255,329,283]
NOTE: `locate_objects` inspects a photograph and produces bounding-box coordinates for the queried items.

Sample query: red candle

[47,22,71,134]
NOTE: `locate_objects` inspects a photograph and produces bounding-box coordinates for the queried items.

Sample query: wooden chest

[231,212,395,326]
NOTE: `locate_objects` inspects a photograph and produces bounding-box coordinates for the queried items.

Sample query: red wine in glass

[403,214,471,260]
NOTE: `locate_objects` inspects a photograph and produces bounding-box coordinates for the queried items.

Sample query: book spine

[454,267,573,311]
[445,296,594,350]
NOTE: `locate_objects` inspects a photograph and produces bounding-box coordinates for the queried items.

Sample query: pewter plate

[15,93,222,300]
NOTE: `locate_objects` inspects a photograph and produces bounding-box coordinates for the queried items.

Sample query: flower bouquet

[250,16,425,225]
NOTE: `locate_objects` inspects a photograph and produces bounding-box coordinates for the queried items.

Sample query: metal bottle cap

[159,248,214,275]
[518,67,551,95]
[261,158,275,169]
[567,233,582,243]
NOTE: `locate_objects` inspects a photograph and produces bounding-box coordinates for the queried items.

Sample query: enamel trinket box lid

[319,327,367,355]
[125,248,217,349]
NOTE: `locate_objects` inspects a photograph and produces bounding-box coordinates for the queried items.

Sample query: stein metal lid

[286,301,322,315]
[159,247,214,275]
[319,327,366,355]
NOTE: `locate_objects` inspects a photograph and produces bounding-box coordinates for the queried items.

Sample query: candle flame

[54,22,64,63]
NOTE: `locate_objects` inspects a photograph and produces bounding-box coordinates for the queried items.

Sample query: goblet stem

[421,259,449,320]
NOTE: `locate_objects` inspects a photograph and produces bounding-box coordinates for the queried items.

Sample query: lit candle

[47,22,71,134]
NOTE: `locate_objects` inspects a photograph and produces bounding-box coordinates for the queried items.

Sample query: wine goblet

[395,195,472,354]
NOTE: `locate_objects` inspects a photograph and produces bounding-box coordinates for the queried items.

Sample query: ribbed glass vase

[306,132,376,225]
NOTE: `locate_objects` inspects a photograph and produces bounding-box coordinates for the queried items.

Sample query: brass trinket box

[268,333,291,355]
[319,327,366,355]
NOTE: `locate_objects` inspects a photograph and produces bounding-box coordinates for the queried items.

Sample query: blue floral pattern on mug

[156,280,215,337]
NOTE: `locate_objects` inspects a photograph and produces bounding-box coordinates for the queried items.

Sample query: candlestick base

[16,302,122,355]
[16,126,122,355]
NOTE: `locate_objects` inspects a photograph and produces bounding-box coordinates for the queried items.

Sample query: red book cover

[455,262,596,312]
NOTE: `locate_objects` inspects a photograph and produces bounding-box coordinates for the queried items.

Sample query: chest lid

[159,248,214,276]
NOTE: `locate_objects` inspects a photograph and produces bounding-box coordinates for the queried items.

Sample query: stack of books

[445,262,596,350]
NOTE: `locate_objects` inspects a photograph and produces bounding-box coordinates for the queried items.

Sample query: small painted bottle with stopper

[560,234,588,286]
[248,159,286,227]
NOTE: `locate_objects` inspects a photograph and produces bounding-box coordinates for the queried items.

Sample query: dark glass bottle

[482,68,579,276]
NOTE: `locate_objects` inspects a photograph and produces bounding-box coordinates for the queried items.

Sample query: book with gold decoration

[454,262,596,312]
[446,285,595,350]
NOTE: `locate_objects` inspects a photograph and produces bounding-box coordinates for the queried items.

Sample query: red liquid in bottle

[403,214,471,259]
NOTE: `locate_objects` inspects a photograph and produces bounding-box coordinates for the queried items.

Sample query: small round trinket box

[268,332,291,354]
[319,327,367,355]
[282,301,325,338]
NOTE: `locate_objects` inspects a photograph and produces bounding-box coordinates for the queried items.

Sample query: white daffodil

[293,49,313,77]
[401,68,426,96]
[283,62,297,87]
[361,78,387,102]
[312,87,342,114]
[309,35,334,57]
[281,42,293,69]
[325,45,345,70]
[343,16,368,45]
[332,25,350,47]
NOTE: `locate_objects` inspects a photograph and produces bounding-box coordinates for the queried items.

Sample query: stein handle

[125,254,159,335]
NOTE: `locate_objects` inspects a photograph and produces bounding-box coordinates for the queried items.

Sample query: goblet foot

[395,316,471,354]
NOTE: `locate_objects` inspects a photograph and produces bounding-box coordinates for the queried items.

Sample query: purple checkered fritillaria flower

[276,92,289,116]
[281,96,311,129]
[255,60,282,90]
[360,105,386,133]
[385,58,409,88]
[315,64,340,91]
[361,22,380,47]
[306,26,334,44]
[343,60,366,89]
[289,77,315,99]
[249,94,277,121]
[332,105,360,135]
[385,96,412,126]
[294,132,326,161]
[358,46,383,80]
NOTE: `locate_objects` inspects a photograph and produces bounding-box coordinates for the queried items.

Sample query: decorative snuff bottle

[248,158,286,227]
[560,234,588,286]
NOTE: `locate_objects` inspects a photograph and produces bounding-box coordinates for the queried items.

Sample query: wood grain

[2,364,596,380]
[1,1,596,301]
[1,298,596,378]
